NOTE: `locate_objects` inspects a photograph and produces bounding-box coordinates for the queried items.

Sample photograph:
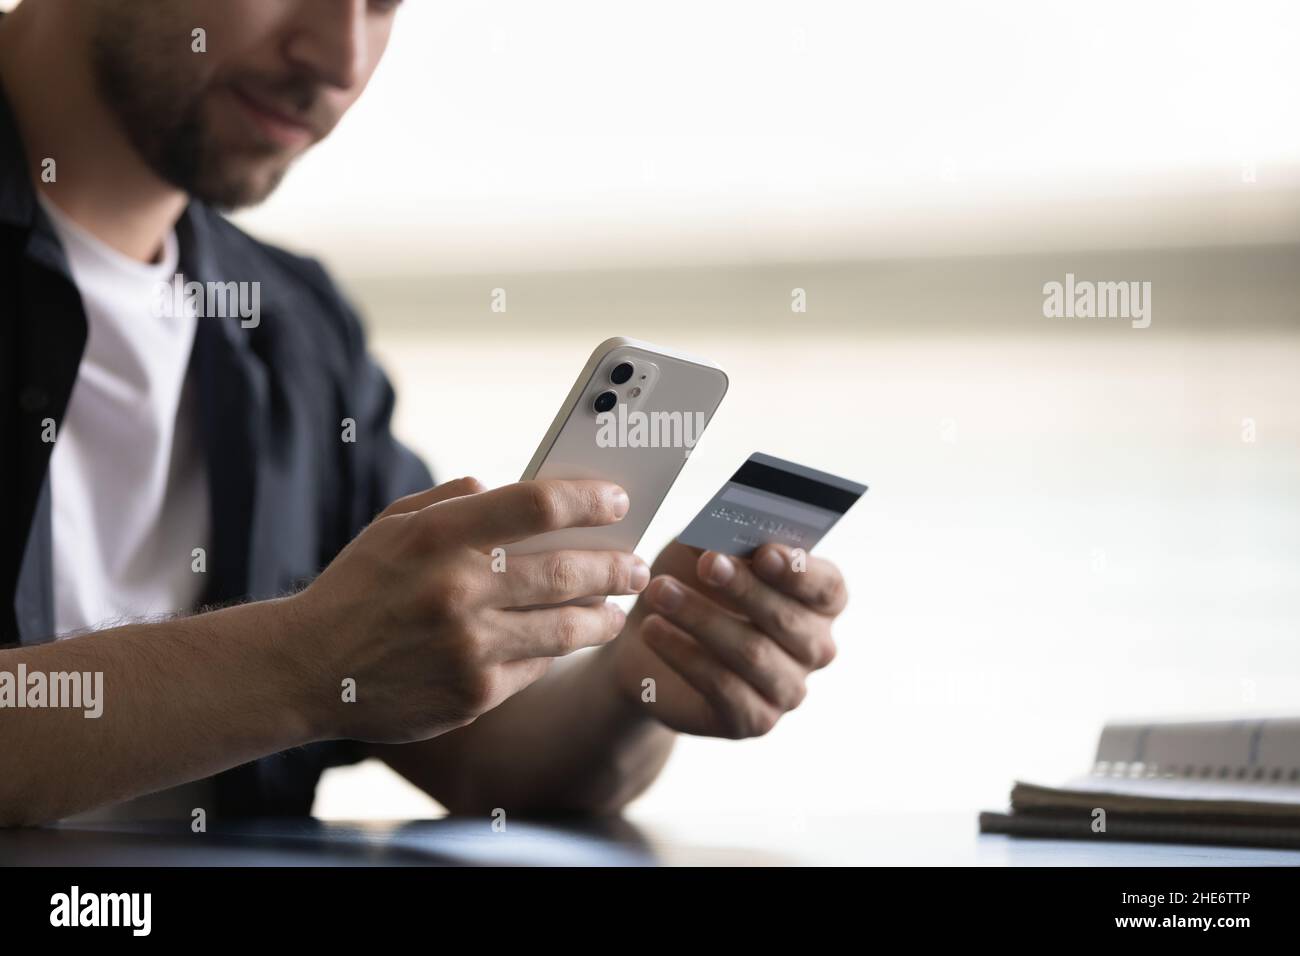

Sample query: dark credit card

[677,453,867,558]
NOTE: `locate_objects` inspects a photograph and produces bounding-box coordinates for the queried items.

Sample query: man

[0,0,847,826]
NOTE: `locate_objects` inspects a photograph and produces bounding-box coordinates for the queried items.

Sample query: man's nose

[283,0,368,91]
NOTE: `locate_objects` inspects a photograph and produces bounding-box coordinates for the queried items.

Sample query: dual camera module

[593,362,635,413]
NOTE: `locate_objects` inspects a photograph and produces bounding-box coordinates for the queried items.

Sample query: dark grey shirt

[0,80,433,816]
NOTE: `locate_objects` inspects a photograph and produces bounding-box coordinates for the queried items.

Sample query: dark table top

[7,813,1300,866]
[0,816,672,867]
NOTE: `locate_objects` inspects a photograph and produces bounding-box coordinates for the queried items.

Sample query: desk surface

[4,813,1300,866]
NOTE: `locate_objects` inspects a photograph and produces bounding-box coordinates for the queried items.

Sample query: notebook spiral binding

[1091,760,1300,783]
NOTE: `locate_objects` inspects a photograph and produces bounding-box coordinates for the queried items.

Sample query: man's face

[88,0,401,209]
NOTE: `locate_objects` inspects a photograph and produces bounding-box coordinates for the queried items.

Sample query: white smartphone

[510,337,729,556]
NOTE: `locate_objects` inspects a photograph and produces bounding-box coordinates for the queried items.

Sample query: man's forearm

[373,641,675,816]
[0,599,320,826]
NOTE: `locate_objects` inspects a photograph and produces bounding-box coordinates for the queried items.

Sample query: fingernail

[629,560,650,592]
[650,578,683,612]
[706,553,736,586]
[755,548,785,579]
[610,488,630,518]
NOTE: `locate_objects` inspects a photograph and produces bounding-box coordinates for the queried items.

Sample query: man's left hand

[605,539,848,738]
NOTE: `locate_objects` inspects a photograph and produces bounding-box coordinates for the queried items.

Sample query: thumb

[379,476,487,517]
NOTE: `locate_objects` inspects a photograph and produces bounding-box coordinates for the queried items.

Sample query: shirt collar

[0,61,36,231]
[1,6,302,348]
[2,64,290,326]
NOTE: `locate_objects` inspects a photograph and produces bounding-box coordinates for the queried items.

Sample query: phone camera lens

[610,362,634,385]
[593,390,618,413]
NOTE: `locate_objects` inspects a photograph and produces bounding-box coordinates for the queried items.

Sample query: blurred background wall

[59,0,1300,830]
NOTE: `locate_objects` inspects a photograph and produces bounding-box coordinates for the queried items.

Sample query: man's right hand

[284,477,648,744]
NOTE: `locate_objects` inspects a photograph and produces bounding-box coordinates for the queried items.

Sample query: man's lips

[230,87,318,148]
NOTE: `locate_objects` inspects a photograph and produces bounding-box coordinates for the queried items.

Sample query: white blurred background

[224,1,1300,838]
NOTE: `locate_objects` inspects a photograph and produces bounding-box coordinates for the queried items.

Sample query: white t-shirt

[39,194,210,637]
[39,195,216,823]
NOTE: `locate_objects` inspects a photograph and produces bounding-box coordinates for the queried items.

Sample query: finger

[639,614,781,739]
[434,479,629,548]
[748,543,849,616]
[490,601,628,660]
[643,576,807,710]
[496,550,650,607]
[380,476,487,518]
[695,551,837,670]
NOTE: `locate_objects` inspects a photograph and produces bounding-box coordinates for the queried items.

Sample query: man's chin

[189,159,291,211]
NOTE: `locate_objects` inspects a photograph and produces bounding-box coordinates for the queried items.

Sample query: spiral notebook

[980,718,1300,849]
